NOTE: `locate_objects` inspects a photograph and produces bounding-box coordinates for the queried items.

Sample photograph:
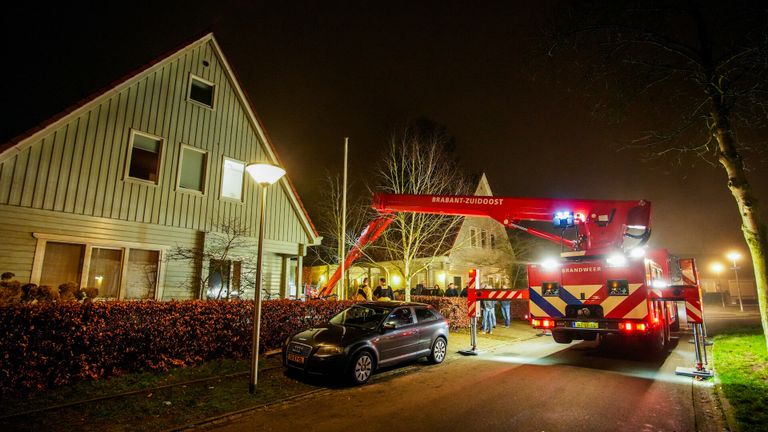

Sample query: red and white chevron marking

[685,299,703,324]
[478,289,529,300]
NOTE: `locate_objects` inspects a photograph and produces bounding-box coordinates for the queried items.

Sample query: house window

[469,228,477,248]
[490,234,496,249]
[125,249,160,299]
[88,247,123,298]
[178,145,208,193]
[221,158,245,200]
[207,259,242,299]
[40,242,85,287]
[188,75,215,109]
[127,130,163,183]
[33,235,163,299]
[481,230,488,248]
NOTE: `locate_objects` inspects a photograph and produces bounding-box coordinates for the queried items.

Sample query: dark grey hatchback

[283,301,449,385]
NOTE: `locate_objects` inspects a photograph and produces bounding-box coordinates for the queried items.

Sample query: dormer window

[188,74,215,109]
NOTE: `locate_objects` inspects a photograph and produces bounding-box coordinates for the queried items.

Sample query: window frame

[187,74,216,110]
[220,156,246,202]
[176,144,209,195]
[124,129,165,186]
[469,228,478,248]
[31,233,167,300]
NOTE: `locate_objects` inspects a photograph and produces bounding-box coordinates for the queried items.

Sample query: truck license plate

[572,321,599,329]
[287,353,305,364]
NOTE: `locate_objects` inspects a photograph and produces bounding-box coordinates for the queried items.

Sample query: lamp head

[246,163,286,185]
[726,251,741,262]
[710,262,724,274]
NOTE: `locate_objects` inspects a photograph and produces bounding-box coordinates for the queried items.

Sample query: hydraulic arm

[317,192,651,297]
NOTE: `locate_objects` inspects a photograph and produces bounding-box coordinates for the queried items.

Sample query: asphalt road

[208,316,739,432]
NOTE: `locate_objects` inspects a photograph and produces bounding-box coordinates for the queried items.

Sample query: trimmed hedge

[0,299,354,394]
[0,297,529,394]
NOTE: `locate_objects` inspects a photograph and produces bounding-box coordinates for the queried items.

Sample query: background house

[306,174,515,294]
[0,33,320,300]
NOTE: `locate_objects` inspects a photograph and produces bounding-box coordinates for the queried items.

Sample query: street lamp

[710,262,725,307]
[245,162,286,394]
[726,251,743,312]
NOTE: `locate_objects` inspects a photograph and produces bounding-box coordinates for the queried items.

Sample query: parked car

[283,301,449,384]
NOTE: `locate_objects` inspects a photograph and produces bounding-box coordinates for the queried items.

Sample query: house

[307,174,515,294]
[0,33,320,300]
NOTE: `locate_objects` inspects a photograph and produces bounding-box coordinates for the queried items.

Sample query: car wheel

[349,350,374,385]
[428,337,447,364]
[552,330,572,344]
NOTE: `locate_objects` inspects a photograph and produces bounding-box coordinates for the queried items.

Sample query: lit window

[188,75,215,108]
[469,228,477,248]
[221,158,245,200]
[88,248,122,298]
[481,230,488,248]
[127,131,163,183]
[40,242,85,287]
[178,146,208,193]
[34,238,161,300]
[125,249,159,299]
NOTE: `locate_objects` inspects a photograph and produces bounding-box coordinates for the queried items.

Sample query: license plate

[287,353,305,364]
[572,321,599,329]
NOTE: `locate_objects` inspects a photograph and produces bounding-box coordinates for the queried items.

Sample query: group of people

[354,277,395,301]
[481,289,512,334]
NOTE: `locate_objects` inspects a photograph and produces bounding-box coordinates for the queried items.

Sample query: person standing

[373,277,394,300]
[500,300,511,327]
[432,284,444,296]
[445,283,459,297]
[460,283,469,297]
[482,299,496,334]
[356,277,373,301]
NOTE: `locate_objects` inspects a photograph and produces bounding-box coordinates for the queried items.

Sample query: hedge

[0,297,529,394]
[0,299,354,395]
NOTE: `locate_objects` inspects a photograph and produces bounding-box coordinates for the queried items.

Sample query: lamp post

[710,262,725,308]
[726,251,743,313]
[245,162,286,394]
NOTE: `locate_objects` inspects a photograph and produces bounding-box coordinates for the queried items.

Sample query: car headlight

[315,345,344,356]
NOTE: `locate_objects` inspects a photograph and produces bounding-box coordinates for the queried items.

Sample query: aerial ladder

[317,192,710,377]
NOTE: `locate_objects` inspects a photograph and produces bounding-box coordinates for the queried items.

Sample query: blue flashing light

[553,211,575,228]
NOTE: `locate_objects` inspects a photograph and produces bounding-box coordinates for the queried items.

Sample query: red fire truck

[319,192,704,352]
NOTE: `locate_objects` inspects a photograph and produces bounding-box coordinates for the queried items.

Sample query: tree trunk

[711,101,768,349]
[404,261,411,302]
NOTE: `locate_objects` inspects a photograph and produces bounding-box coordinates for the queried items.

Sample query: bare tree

[310,172,373,297]
[166,218,255,299]
[546,1,768,347]
[507,231,543,289]
[373,122,470,301]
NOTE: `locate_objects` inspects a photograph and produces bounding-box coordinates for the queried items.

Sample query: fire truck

[319,192,705,352]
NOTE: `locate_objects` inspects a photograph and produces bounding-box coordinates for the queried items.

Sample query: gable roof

[0,33,319,242]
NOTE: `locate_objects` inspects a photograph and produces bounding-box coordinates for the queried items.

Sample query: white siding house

[0,33,320,300]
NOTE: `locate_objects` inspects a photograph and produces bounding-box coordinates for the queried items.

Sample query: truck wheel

[670,315,680,331]
[646,328,666,355]
[552,330,572,344]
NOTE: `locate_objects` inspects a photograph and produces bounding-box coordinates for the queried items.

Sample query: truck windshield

[330,305,389,330]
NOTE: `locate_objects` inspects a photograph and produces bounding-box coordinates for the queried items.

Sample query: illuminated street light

[710,262,725,307]
[246,162,286,394]
[726,251,744,312]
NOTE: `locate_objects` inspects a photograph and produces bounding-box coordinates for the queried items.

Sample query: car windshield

[329,305,390,330]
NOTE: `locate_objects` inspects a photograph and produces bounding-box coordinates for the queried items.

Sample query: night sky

[2,1,765,269]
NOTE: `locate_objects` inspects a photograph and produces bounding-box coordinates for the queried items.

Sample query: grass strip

[713,326,768,432]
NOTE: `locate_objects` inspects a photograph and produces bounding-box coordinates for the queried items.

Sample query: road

[208,315,741,432]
